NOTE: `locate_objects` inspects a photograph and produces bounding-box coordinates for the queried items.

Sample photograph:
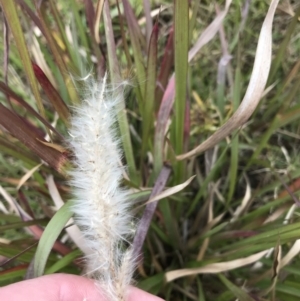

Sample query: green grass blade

[33,201,73,277]
[247,100,300,169]
[138,273,165,295]
[227,61,241,203]
[142,23,159,161]
[172,0,189,181]
[45,249,81,274]
[70,0,90,53]
[218,274,254,301]
[0,267,27,285]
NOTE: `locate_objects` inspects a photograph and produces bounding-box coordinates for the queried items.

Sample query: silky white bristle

[68,74,134,301]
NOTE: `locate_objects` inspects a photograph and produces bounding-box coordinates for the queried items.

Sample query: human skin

[0,274,164,301]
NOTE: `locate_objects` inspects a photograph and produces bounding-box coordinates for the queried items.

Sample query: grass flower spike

[68,74,134,301]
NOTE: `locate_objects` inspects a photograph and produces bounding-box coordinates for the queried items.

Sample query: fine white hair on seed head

[68,73,135,301]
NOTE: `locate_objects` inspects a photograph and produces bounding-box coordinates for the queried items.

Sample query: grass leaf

[33,201,73,277]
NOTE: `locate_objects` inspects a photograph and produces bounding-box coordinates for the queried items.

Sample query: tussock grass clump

[0,0,300,300]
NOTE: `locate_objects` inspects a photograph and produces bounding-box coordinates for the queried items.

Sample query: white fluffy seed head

[68,74,134,301]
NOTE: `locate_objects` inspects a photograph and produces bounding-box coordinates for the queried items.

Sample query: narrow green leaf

[0,243,37,263]
[172,0,189,181]
[34,201,73,277]
[218,274,255,301]
[196,278,206,301]
[70,0,90,52]
[227,63,241,203]
[159,199,181,250]
[215,291,235,301]
[0,269,26,284]
[247,90,300,168]
[142,23,159,161]
[220,222,300,253]
[187,146,228,217]
[276,282,300,297]
[138,272,164,295]
[150,222,171,246]
[45,249,81,274]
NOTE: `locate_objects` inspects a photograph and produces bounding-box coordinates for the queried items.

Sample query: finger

[0,274,164,301]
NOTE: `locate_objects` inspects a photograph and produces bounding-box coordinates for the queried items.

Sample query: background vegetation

[0,0,300,300]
